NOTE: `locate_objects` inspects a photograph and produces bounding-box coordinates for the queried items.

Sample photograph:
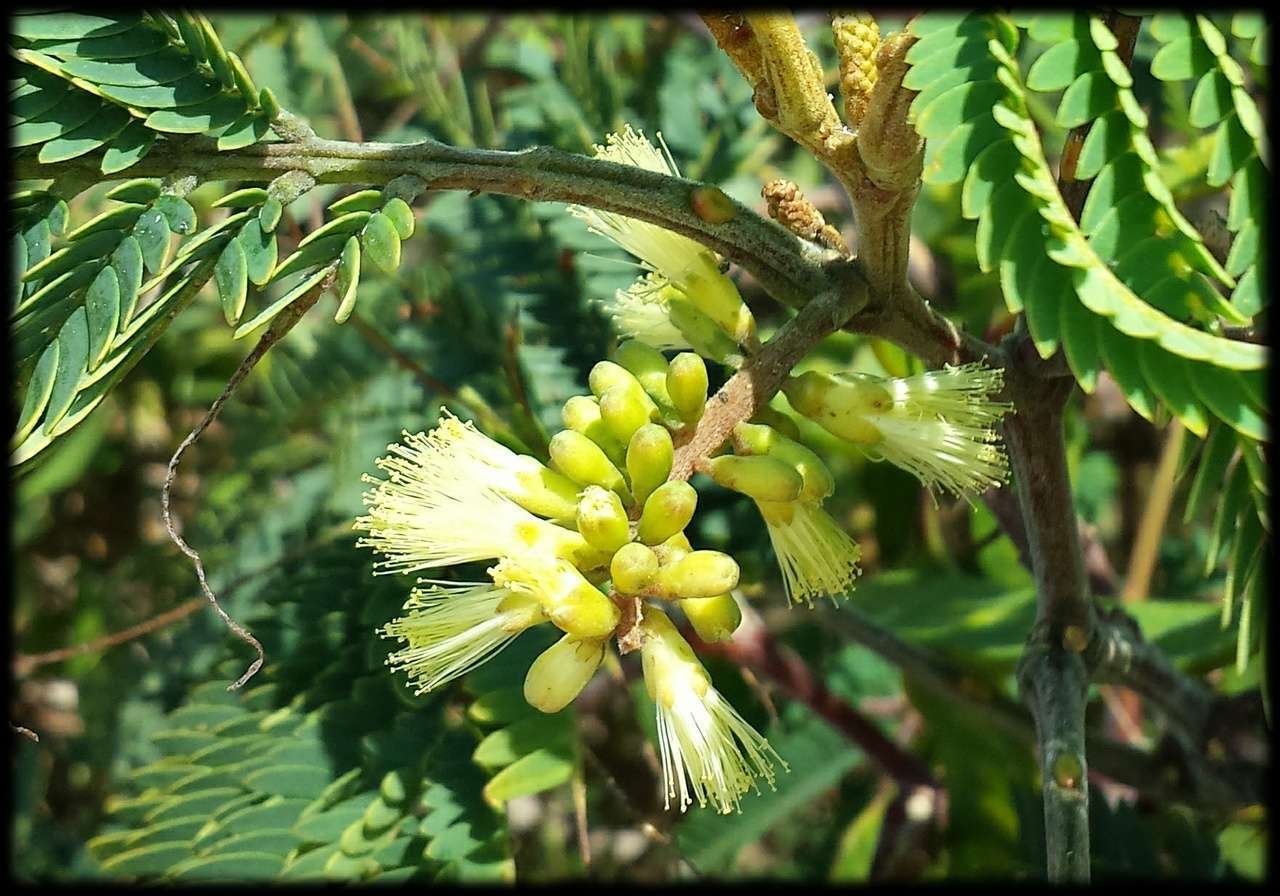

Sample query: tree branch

[15,137,833,316]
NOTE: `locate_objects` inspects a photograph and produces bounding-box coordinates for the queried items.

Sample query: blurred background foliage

[10,12,1265,882]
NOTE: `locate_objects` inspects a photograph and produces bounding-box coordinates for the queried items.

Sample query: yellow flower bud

[561,395,626,465]
[627,423,674,506]
[733,422,834,501]
[657,549,740,599]
[681,593,742,643]
[589,361,659,416]
[613,339,675,408]
[666,352,709,424]
[637,480,698,545]
[703,454,804,503]
[524,633,606,713]
[576,485,632,554]
[550,582,621,639]
[599,382,654,445]
[549,429,630,499]
[610,541,660,594]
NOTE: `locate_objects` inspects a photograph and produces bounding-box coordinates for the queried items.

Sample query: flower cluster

[358,125,1015,816]
[357,342,785,813]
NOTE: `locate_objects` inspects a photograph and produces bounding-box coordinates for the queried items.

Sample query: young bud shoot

[750,405,802,441]
[681,593,743,643]
[492,555,622,639]
[733,422,834,501]
[610,542,661,594]
[656,550,741,599]
[561,395,626,465]
[613,339,675,408]
[704,454,804,503]
[599,383,654,445]
[548,429,630,499]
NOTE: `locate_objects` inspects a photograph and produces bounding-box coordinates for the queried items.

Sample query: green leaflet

[905,10,1267,443]
[215,238,249,326]
[12,10,275,167]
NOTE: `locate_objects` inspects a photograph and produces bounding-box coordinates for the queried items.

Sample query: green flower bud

[657,550,740,599]
[626,423,674,506]
[589,361,659,417]
[576,485,632,554]
[703,454,803,503]
[681,593,742,643]
[549,430,630,499]
[750,404,802,441]
[666,352,708,424]
[524,633,606,713]
[733,422,834,501]
[599,383,653,445]
[611,542,660,593]
[561,395,626,465]
[666,291,743,365]
[637,480,698,545]
[613,340,674,408]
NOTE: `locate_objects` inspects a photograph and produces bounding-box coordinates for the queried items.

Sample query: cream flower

[756,500,861,607]
[356,418,589,576]
[640,608,785,813]
[783,363,1013,499]
[569,125,755,345]
[381,581,546,694]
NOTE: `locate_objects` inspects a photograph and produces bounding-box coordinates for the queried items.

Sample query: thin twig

[161,273,329,690]
[13,522,351,677]
[571,760,592,871]
[13,599,204,677]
